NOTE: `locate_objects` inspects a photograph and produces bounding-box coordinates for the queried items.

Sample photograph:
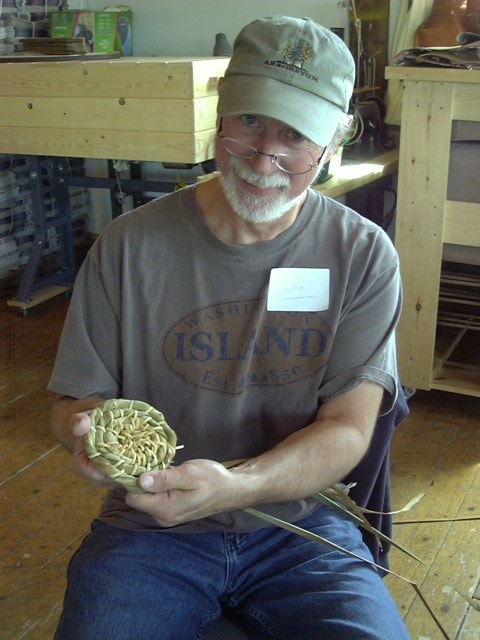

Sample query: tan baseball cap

[217,16,355,147]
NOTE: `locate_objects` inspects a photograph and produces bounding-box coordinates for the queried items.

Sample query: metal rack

[6,156,75,315]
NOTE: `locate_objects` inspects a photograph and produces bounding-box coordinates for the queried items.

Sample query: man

[49,15,409,640]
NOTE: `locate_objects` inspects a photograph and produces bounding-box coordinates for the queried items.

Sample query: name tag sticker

[267,268,330,312]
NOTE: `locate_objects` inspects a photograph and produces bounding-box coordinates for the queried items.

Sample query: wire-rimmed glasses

[218,135,325,175]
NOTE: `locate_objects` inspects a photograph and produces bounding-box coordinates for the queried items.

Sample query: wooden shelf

[431,359,480,397]
[7,284,72,315]
[386,66,480,396]
[433,265,480,396]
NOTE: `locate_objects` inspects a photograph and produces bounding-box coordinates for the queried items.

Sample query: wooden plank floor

[1,295,479,639]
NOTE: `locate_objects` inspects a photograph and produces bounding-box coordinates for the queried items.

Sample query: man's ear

[216,78,225,130]
[323,142,339,164]
[323,113,353,163]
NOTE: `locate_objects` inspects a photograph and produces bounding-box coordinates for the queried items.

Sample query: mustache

[229,156,290,189]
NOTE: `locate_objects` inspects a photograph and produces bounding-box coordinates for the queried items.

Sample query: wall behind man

[71,0,351,56]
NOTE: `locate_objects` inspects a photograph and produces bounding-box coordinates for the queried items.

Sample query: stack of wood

[19,37,87,55]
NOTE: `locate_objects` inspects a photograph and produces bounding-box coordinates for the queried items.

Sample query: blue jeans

[54,508,409,640]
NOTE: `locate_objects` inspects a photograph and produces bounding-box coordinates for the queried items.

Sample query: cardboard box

[50,8,132,56]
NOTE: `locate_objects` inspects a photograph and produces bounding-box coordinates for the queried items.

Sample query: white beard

[219,156,305,224]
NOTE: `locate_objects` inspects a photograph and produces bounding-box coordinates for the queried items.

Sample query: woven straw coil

[84,398,179,493]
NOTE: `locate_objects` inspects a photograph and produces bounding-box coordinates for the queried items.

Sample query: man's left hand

[125,459,239,527]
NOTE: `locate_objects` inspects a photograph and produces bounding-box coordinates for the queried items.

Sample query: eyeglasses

[218,135,324,175]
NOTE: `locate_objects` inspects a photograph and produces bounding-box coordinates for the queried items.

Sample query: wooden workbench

[313,149,398,199]
[385,65,480,397]
[0,56,229,311]
[0,55,230,164]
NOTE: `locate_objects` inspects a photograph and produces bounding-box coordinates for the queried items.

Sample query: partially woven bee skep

[84,398,179,493]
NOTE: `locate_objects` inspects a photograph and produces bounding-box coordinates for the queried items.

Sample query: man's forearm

[226,419,368,510]
[229,381,383,506]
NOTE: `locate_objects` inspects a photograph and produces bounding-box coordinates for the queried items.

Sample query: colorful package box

[50,8,132,56]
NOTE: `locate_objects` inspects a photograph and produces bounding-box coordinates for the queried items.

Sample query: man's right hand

[70,411,118,488]
[51,394,118,489]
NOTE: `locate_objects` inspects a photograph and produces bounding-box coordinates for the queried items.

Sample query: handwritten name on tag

[267,268,330,312]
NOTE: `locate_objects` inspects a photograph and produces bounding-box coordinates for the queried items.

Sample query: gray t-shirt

[48,183,401,532]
